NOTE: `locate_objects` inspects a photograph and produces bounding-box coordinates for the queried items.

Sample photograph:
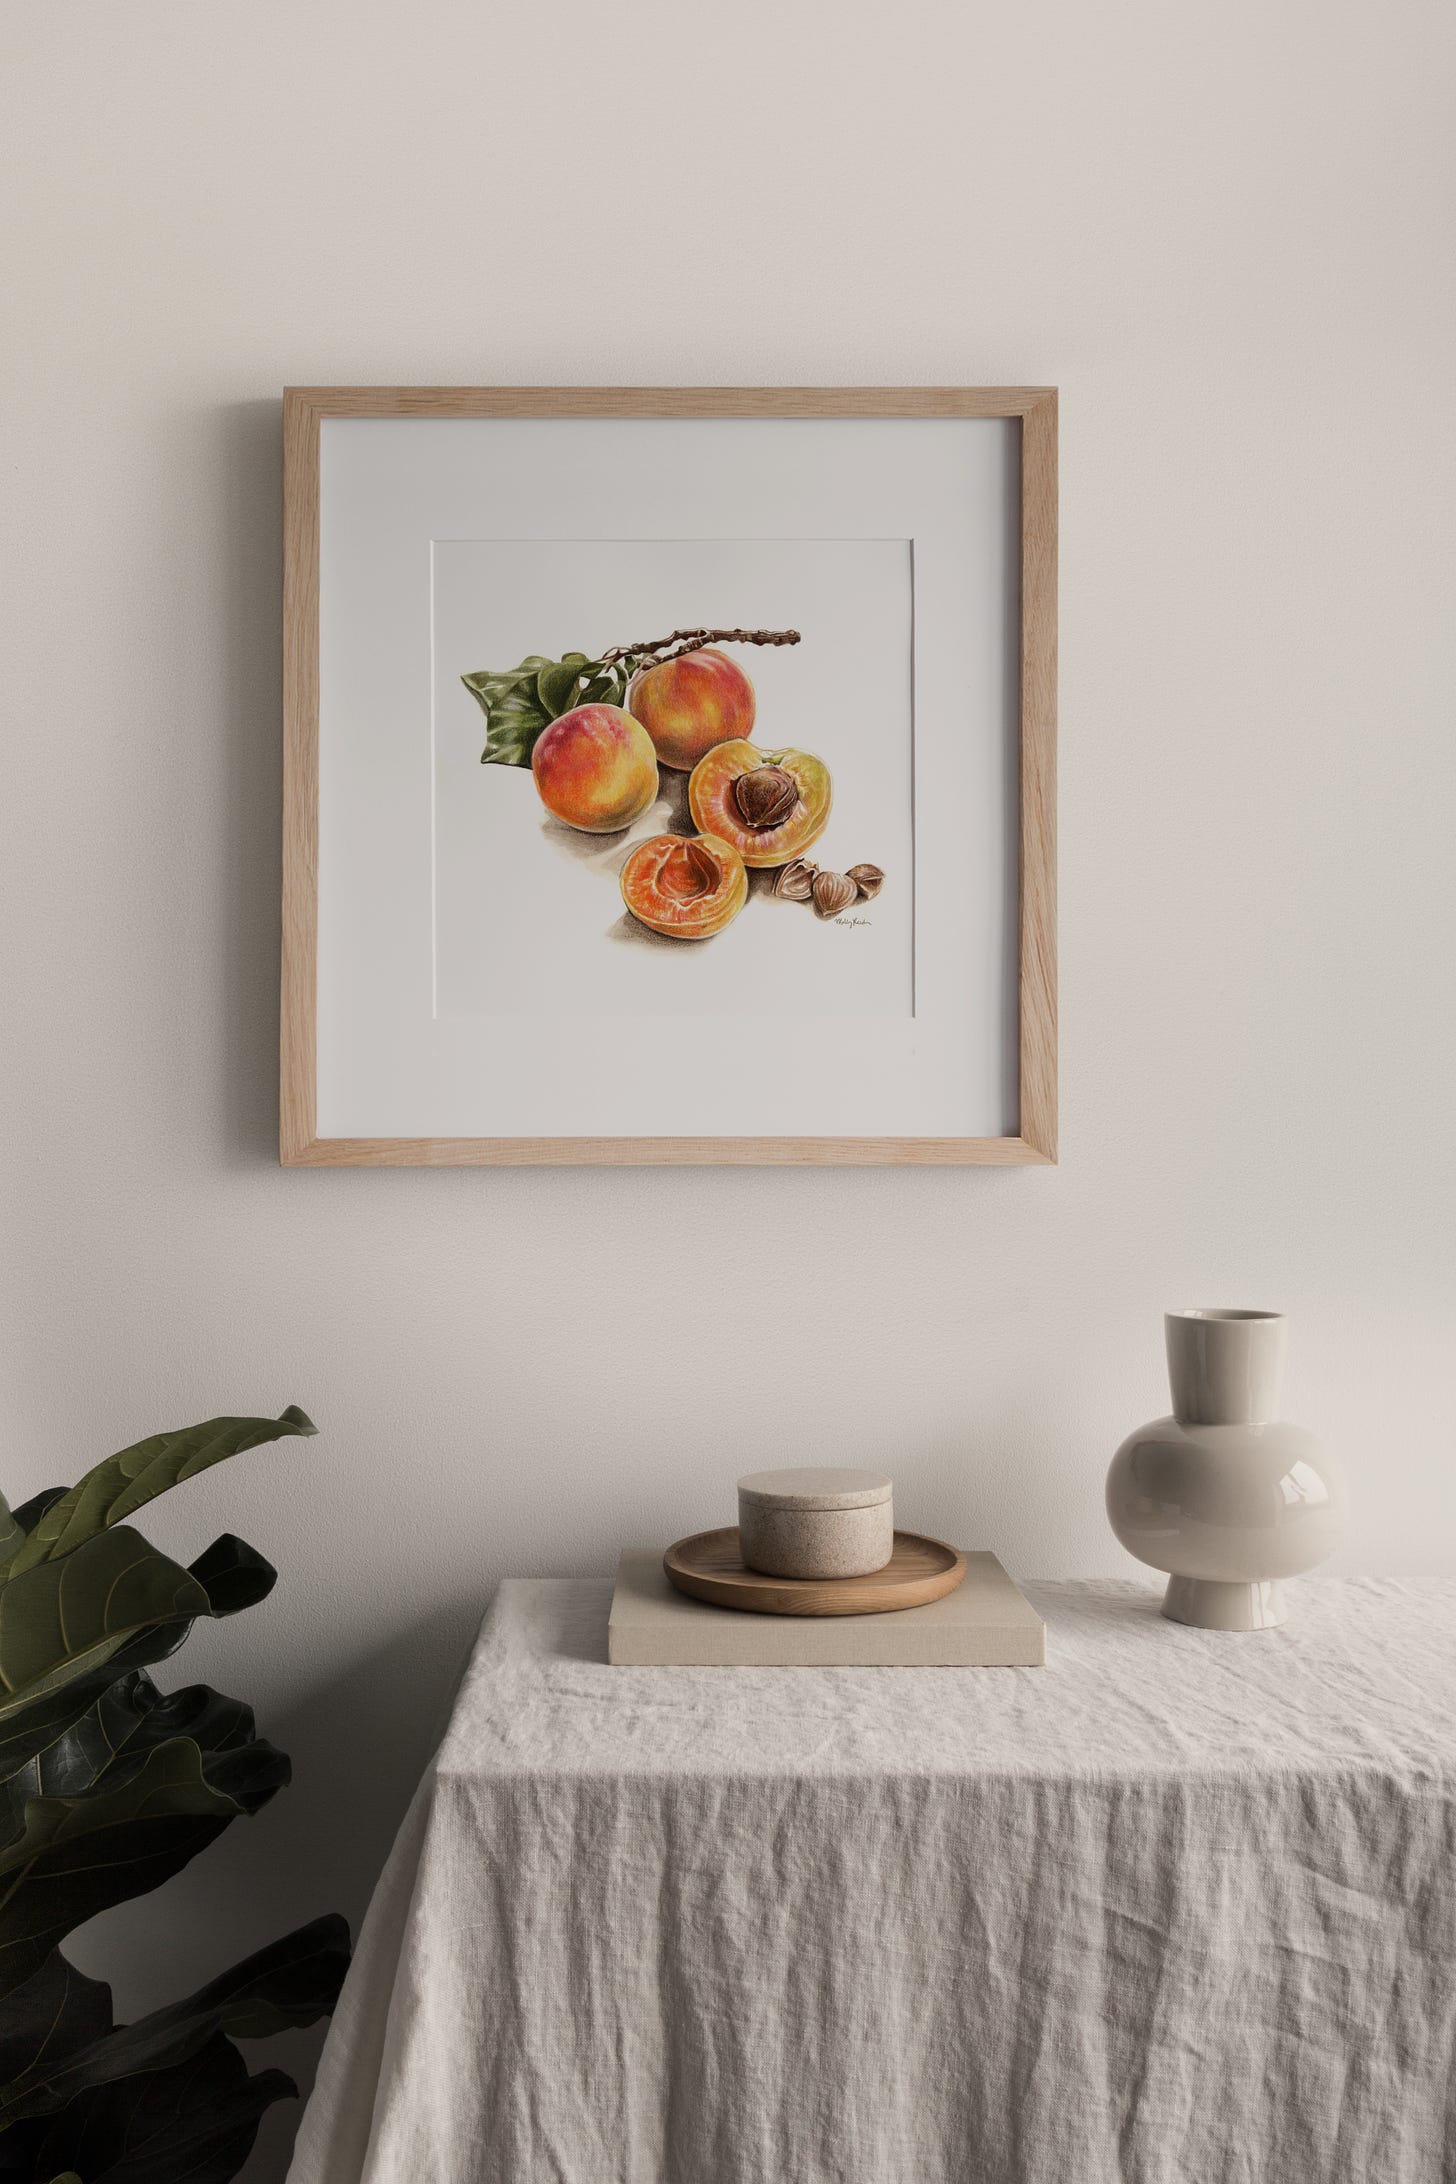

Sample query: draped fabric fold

[288,1577,1456,2184]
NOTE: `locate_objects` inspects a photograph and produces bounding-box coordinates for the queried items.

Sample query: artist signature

[832,916,872,930]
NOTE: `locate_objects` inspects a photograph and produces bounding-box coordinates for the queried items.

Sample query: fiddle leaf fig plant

[0,1407,349,2184]
[0,1410,316,1577]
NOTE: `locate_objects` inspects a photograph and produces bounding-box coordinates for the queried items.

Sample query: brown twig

[599,627,801,671]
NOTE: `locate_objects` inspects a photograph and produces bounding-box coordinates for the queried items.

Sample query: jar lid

[737,1466,892,1511]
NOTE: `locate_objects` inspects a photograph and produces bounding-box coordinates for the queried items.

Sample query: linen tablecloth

[287,1577,1456,2184]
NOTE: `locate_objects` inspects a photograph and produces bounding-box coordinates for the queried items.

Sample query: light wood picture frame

[282,387,1056,1166]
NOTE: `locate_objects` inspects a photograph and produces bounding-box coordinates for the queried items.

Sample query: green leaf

[183,1535,276,1619]
[0,1630,188,1794]
[0,1526,266,1789]
[2,1411,315,1579]
[18,2031,295,2184]
[461,653,554,714]
[0,1531,210,1725]
[0,1672,163,1840]
[534,659,583,718]
[8,1493,67,1540]
[482,687,552,766]
[0,1670,269,1849]
[0,1917,348,2132]
[0,1951,111,2102]
[0,1528,277,1730]
[463,651,621,767]
[579,669,626,708]
[0,1734,290,2000]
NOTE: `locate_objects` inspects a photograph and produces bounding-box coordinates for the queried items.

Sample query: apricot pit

[687,740,832,868]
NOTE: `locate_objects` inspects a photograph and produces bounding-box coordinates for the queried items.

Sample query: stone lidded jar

[1105,1310,1347,1630]
[737,1467,894,1580]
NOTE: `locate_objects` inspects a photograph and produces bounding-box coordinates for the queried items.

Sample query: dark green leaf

[0,1917,348,2131]
[0,1526,264,1783]
[185,1536,275,1619]
[0,1648,179,1806]
[1,1412,315,1579]
[0,1674,162,1842]
[481,687,551,767]
[460,654,556,717]
[127,1913,346,2047]
[0,1681,129,1830]
[0,1531,211,1724]
[6,1497,66,1542]
[579,670,626,708]
[460,671,524,711]
[0,1671,271,1850]
[534,659,583,718]
[0,1735,286,2000]
[199,1738,289,1816]
[20,2032,294,2184]
[0,1953,111,2101]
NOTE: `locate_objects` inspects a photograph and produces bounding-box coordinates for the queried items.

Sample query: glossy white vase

[1105,1310,1347,1630]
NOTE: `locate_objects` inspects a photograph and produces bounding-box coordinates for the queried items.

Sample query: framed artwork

[281,387,1056,1165]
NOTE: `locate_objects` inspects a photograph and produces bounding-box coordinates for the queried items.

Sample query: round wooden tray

[663,1528,967,1617]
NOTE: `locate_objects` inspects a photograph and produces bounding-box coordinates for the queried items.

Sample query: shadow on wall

[218,398,289,1169]
[70,1592,487,2184]
[247,1596,486,2181]
[179,401,496,2177]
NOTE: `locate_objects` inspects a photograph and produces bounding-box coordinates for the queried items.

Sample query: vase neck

[1165,1311,1286,1426]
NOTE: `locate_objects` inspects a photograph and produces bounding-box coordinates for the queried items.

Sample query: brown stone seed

[733,765,800,830]
[846,864,885,900]
[775,858,818,901]
[812,870,858,918]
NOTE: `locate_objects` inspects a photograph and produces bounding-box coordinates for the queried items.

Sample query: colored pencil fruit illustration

[463,627,883,941]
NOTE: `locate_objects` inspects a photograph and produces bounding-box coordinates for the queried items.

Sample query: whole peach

[531,705,659,833]
[627,647,755,771]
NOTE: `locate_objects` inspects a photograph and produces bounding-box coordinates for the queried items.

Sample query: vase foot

[1161,1576,1286,1631]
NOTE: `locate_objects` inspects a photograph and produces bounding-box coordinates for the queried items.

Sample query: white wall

[3,1,1453,2175]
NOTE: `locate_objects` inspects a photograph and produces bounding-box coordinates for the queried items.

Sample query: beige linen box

[608,1548,1046,1666]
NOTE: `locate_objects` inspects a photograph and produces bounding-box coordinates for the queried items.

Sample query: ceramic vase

[1105,1310,1347,1629]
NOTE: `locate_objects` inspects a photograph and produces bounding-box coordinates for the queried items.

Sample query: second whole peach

[627,647,755,771]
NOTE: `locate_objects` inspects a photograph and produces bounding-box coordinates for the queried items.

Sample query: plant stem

[599,627,801,671]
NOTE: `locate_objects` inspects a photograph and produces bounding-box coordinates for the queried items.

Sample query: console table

[286,1577,1456,2183]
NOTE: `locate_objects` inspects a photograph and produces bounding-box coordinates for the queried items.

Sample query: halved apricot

[687,740,832,868]
[620,833,748,940]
